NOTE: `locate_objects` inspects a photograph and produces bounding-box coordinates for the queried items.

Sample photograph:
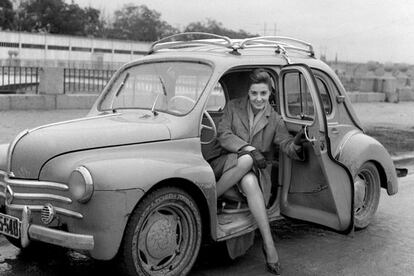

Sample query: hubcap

[354,175,366,211]
[137,207,186,272]
[145,212,179,260]
[354,167,376,218]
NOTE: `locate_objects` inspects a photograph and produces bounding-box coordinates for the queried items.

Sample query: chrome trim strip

[28,113,119,134]
[5,177,68,191]
[21,206,30,248]
[7,130,29,174]
[54,207,82,219]
[7,204,83,219]
[13,193,72,204]
[0,180,6,190]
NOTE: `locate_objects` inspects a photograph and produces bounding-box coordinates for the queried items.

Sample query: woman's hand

[250,149,267,169]
[294,128,307,146]
[238,146,267,169]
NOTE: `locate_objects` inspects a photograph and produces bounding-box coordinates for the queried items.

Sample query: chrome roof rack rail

[239,36,315,57]
[148,32,233,54]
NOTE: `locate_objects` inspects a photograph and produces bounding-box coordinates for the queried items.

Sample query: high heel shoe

[262,246,281,275]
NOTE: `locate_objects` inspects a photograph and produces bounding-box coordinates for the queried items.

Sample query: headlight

[69,166,94,203]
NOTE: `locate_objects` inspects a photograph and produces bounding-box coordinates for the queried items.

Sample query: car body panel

[10,113,171,179]
[337,132,398,195]
[279,64,353,232]
[38,137,218,242]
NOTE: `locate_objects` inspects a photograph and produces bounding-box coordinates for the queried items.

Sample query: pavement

[0,102,414,275]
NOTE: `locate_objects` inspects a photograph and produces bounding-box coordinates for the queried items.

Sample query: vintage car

[0,33,403,275]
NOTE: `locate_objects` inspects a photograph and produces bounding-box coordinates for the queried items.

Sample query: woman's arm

[273,117,305,161]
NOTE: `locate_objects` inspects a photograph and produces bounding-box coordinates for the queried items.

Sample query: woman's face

[248,83,270,110]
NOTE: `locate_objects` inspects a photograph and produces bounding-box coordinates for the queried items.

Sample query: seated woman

[207,69,306,275]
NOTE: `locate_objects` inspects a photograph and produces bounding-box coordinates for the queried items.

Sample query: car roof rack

[148,32,233,54]
[239,36,314,57]
[148,32,315,58]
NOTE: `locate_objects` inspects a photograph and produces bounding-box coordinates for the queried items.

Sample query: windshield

[99,61,212,115]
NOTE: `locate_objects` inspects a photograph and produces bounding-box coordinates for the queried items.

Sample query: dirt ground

[354,102,414,129]
[352,102,414,155]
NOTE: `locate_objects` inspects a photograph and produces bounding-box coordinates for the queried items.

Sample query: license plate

[0,213,20,239]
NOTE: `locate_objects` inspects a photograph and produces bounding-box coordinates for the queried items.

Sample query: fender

[39,138,217,260]
[337,132,398,195]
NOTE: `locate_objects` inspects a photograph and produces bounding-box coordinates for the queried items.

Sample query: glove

[294,128,307,146]
[250,149,267,169]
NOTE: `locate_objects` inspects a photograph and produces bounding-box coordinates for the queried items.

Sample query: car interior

[200,67,340,238]
[200,68,282,237]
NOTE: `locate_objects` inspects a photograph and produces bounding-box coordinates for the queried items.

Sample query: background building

[0,30,151,69]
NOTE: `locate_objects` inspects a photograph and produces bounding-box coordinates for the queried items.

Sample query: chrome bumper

[20,206,94,251]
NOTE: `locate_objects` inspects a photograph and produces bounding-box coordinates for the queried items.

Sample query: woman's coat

[207,96,304,204]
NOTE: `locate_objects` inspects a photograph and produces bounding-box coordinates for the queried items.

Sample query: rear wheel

[119,187,202,276]
[353,162,381,229]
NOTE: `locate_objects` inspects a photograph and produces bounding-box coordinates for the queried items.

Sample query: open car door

[278,64,354,233]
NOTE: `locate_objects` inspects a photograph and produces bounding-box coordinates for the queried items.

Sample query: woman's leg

[216,154,253,197]
[240,172,279,263]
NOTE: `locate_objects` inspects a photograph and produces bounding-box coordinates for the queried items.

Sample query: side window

[284,72,314,121]
[206,82,226,112]
[315,77,333,115]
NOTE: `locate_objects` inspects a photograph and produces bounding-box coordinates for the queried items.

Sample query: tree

[16,0,66,33]
[184,19,257,39]
[0,0,15,30]
[107,4,178,41]
[15,0,104,36]
[83,7,106,37]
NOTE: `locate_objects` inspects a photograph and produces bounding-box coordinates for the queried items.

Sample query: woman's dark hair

[248,69,272,90]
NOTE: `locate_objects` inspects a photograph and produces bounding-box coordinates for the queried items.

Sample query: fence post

[38,67,64,94]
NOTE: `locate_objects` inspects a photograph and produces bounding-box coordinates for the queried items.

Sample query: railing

[64,68,115,94]
[0,66,39,94]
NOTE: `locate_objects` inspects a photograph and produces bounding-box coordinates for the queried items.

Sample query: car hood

[10,113,171,179]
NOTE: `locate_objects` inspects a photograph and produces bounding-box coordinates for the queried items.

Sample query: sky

[75,0,414,64]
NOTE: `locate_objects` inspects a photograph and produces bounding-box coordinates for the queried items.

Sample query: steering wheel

[169,95,195,105]
[200,110,217,145]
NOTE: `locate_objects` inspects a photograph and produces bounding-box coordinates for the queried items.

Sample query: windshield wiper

[110,73,130,113]
[150,94,160,116]
[150,76,167,116]
[115,73,130,97]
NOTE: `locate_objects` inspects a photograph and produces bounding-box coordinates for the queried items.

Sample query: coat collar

[234,97,271,139]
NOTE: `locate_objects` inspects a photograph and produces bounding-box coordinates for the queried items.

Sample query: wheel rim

[133,202,196,275]
[354,168,375,218]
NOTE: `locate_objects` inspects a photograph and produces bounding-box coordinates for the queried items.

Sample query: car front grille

[0,170,82,219]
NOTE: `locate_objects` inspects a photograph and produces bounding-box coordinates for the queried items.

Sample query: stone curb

[0,94,98,110]
[392,151,414,166]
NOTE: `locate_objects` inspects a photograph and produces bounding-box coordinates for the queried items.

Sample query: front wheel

[353,162,381,229]
[119,187,202,276]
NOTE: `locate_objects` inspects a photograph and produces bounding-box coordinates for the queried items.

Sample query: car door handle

[331,128,339,134]
[304,125,316,142]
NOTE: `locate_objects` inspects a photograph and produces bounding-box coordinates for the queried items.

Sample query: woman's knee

[240,172,260,194]
[237,154,253,171]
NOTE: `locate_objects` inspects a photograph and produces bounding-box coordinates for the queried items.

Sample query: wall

[0,30,151,68]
